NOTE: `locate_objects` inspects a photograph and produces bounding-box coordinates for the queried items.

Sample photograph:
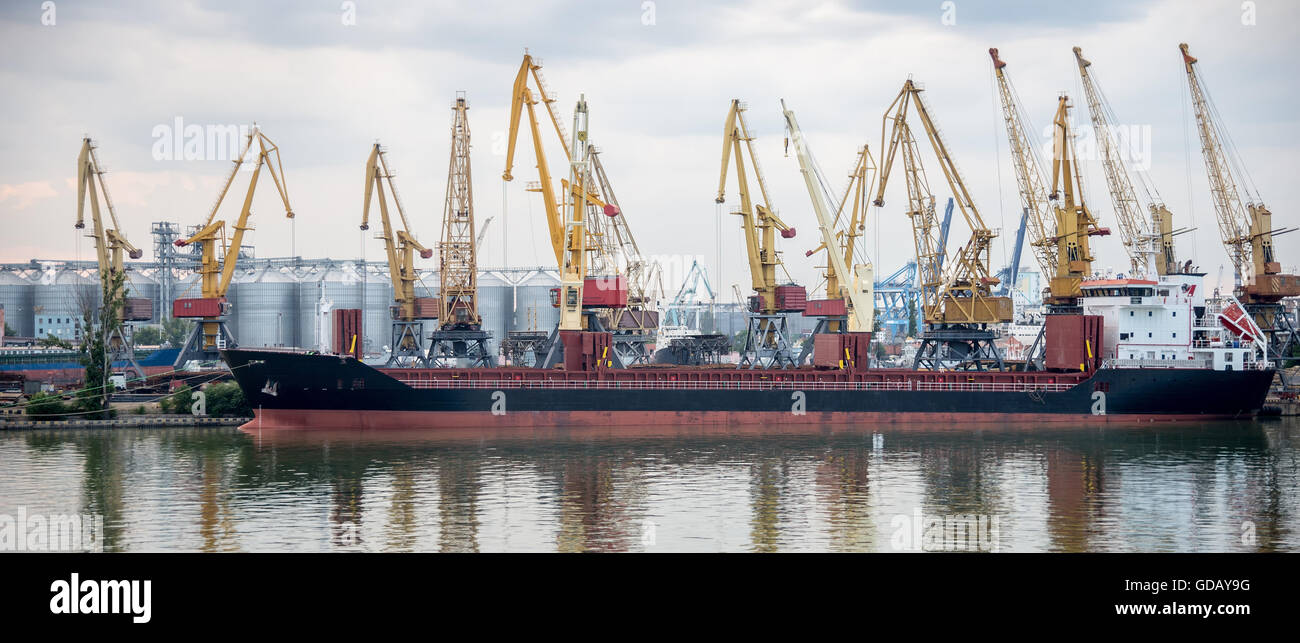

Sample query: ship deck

[377,364,1091,393]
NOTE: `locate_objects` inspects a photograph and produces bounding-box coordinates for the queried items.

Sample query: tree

[134,325,163,346]
[3,322,16,337]
[205,382,252,417]
[162,317,192,348]
[75,272,124,420]
[39,334,73,350]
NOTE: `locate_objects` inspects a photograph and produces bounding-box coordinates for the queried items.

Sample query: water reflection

[0,420,1295,552]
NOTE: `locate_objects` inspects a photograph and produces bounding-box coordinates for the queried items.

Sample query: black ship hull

[222,348,1275,430]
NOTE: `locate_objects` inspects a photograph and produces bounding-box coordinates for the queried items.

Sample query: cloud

[0,181,58,210]
[0,0,1296,296]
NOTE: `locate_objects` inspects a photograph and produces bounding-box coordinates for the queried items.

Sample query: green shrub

[25,392,68,420]
[205,382,252,418]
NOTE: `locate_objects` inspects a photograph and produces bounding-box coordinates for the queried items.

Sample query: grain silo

[512,270,561,334]
[297,263,363,352]
[359,264,394,355]
[33,268,98,342]
[0,270,35,337]
[475,271,512,346]
[234,266,299,348]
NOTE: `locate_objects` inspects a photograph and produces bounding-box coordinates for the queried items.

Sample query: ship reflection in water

[1,419,1297,552]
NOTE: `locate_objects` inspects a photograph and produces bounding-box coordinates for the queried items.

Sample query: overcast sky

[1,0,1296,299]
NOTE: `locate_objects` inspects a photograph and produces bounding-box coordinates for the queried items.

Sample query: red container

[1045,314,1103,372]
[332,308,363,359]
[413,297,441,320]
[812,332,873,369]
[775,285,807,313]
[123,298,153,322]
[803,298,847,317]
[582,275,628,308]
[172,297,227,319]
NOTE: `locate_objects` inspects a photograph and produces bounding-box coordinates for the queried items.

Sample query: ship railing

[1102,358,1213,369]
[911,381,1074,393]
[395,379,1077,393]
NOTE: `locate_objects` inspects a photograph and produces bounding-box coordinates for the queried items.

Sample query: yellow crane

[172,125,294,366]
[502,53,658,364]
[1180,43,1300,358]
[1073,46,1183,277]
[75,137,146,380]
[988,49,1065,284]
[716,99,801,368]
[1046,93,1108,304]
[780,100,874,333]
[429,93,496,367]
[362,142,437,367]
[873,79,1012,370]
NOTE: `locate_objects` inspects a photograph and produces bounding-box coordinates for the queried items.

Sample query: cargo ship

[224,276,1277,430]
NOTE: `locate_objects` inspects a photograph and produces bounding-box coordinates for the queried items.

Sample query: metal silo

[360,264,393,355]
[512,270,561,333]
[476,271,512,346]
[33,268,98,342]
[0,270,35,337]
[235,266,299,348]
[297,263,363,351]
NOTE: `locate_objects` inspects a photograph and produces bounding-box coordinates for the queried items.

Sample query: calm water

[2,419,1298,552]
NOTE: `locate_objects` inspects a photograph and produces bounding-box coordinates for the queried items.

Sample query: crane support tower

[717,99,803,369]
[361,143,438,366]
[874,79,1013,370]
[429,93,495,367]
[1180,43,1300,361]
[76,137,147,381]
[172,125,294,367]
[780,100,876,367]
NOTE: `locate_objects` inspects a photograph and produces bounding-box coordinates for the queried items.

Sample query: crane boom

[716,99,795,314]
[1180,43,1296,294]
[175,126,294,300]
[362,143,432,322]
[874,79,1010,325]
[76,138,143,284]
[1073,46,1171,276]
[988,48,1056,281]
[1047,94,1108,303]
[781,99,874,332]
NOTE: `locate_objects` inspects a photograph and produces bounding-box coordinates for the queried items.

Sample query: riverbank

[0,416,249,430]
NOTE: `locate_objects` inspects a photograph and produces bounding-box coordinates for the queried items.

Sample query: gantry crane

[1073,46,1186,277]
[75,137,147,381]
[429,93,495,367]
[780,100,875,366]
[873,79,1013,370]
[717,99,803,368]
[172,125,293,367]
[1180,43,1299,359]
[361,142,437,367]
[502,53,659,365]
